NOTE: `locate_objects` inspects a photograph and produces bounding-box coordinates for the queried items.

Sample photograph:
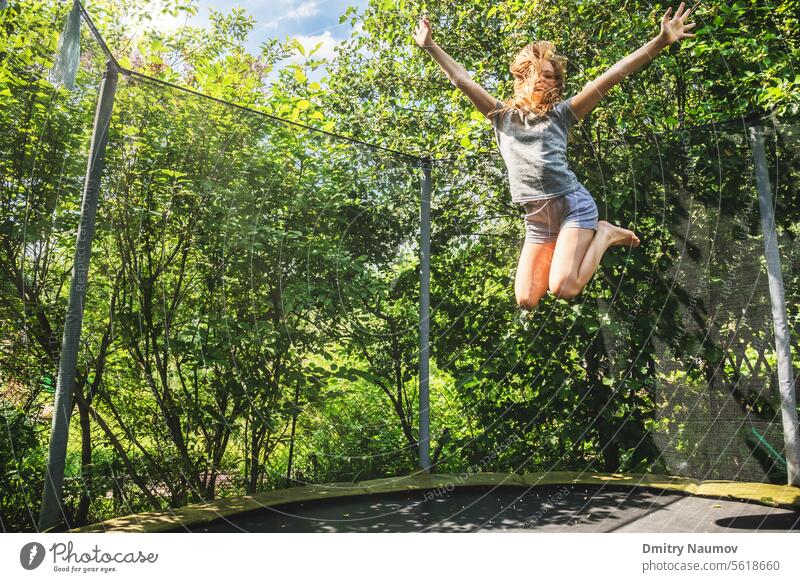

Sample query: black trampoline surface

[164,485,800,533]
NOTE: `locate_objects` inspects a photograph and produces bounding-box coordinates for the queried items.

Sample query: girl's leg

[514,240,557,309]
[548,221,640,298]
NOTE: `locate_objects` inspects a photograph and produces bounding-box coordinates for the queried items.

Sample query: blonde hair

[488,41,567,123]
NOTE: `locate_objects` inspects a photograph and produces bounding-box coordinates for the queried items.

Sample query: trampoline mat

[165,484,800,533]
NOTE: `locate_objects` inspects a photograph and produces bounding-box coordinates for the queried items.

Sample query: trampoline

[71,473,800,533]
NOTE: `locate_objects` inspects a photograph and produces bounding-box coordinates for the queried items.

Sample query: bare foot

[599,220,640,248]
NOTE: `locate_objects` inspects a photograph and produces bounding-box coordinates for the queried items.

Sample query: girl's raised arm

[414,15,498,119]
[570,2,697,122]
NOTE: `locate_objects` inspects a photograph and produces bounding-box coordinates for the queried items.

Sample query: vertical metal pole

[748,124,800,486]
[418,156,431,473]
[39,61,119,531]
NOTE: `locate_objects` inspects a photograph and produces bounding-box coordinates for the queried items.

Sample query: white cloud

[266,1,319,29]
[285,1,320,20]
[285,31,341,63]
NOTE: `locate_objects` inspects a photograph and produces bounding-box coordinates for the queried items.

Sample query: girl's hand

[414,15,434,49]
[657,2,697,45]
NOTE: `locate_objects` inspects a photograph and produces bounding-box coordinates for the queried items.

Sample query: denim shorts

[521,183,598,244]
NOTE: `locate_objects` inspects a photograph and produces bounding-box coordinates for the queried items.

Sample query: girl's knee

[516,294,541,310]
[549,278,582,299]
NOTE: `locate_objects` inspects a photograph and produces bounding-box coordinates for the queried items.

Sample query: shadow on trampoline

[716,513,800,531]
[169,485,800,533]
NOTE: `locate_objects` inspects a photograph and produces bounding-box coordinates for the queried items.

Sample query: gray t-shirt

[490,97,580,204]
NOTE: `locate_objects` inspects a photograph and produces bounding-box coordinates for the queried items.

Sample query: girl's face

[534,60,557,95]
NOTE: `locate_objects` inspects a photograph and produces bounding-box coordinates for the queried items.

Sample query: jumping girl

[413,4,696,309]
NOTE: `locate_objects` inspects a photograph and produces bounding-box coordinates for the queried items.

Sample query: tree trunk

[74,394,92,527]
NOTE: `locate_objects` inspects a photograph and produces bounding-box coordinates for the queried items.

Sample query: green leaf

[309,42,323,57]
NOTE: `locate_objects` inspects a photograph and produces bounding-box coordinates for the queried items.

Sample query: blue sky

[140,0,373,84]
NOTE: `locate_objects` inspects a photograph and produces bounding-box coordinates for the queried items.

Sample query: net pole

[748,124,800,487]
[38,60,119,531]
[418,157,432,473]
